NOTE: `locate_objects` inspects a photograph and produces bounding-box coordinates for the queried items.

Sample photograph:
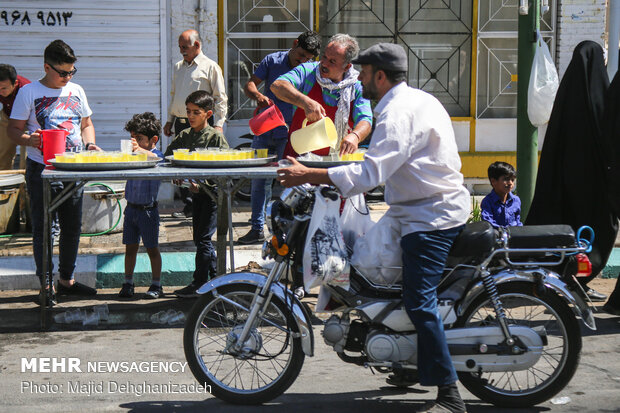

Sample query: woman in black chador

[602,65,620,315]
[526,41,617,302]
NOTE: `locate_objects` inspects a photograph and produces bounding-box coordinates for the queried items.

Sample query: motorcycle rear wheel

[456,282,581,407]
[183,284,305,404]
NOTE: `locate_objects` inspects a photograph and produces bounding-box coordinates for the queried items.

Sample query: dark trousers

[250,127,288,230]
[192,192,217,284]
[26,158,83,282]
[400,225,464,386]
[174,116,215,214]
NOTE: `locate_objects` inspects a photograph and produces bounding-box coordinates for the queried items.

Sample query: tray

[166,155,276,168]
[48,158,162,171]
[298,159,363,168]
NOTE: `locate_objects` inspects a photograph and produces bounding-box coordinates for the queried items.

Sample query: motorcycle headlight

[280,185,311,209]
[266,199,294,236]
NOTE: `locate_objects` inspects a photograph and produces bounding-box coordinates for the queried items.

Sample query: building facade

[0,0,609,179]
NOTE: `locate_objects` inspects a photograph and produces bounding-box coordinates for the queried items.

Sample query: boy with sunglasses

[7,39,100,305]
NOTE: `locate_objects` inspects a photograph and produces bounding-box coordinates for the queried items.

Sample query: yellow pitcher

[290,117,338,154]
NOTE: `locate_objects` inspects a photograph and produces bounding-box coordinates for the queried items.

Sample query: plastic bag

[350,213,402,286]
[302,188,350,292]
[528,31,559,126]
[340,194,375,252]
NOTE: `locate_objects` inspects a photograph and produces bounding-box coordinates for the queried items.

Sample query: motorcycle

[183,184,596,407]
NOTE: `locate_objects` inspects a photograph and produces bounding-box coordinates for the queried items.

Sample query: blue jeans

[400,225,464,386]
[250,127,288,231]
[192,192,217,284]
[26,158,84,282]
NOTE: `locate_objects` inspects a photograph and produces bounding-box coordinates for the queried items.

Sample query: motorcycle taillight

[576,253,592,277]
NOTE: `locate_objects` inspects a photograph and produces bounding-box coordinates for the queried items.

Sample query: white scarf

[315,65,359,149]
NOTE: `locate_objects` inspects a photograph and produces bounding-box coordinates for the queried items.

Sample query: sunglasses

[48,64,77,78]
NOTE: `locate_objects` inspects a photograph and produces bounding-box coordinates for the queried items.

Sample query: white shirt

[168,52,228,128]
[328,82,471,236]
[10,81,93,165]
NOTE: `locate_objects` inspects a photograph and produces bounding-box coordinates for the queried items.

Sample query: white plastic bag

[340,194,375,252]
[528,31,559,126]
[302,189,350,292]
[350,213,402,286]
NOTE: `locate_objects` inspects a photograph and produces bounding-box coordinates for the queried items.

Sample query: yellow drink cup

[173,150,187,160]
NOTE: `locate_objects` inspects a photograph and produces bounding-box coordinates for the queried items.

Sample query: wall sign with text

[0,10,73,26]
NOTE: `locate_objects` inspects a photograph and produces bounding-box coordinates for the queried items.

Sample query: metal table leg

[40,179,52,328]
[40,180,86,329]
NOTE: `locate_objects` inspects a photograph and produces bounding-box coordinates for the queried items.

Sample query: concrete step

[0,248,273,290]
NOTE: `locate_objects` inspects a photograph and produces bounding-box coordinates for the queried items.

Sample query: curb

[0,248,271,290]
[1,247,618,291]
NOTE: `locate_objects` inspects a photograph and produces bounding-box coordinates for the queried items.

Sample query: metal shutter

[0,0,166,150]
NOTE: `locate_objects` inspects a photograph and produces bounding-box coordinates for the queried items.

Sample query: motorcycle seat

[507,225,575,248]
[449,221,496,258]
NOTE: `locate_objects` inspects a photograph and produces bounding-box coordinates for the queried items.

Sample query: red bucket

[39,129,69,165]
[248,102,286,136]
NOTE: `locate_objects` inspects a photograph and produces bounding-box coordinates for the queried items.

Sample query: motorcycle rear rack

[492,245,585,267]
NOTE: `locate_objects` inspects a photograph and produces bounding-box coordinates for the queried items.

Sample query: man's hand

[214,126,224,133]
[302,99,327,123]
[29,129,42,148]
[256,95,271,109]
[163,122,173,137]
[130,138,139,152]
[339,133,359,156]
[188,180,200,193]
[85,143,102,151]
[276,157,311,187]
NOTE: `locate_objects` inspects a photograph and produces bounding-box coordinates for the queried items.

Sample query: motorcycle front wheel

[456,282,581,407]
[183,284,305,404]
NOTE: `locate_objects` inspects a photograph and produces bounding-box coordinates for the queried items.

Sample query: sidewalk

[1,194,618,291]
[0,198,390,290]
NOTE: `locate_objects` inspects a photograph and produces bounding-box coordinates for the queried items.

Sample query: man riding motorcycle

[277,42,471,413]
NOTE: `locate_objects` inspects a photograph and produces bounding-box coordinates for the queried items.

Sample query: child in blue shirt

[481,161,523,227]
[118,112,165,299]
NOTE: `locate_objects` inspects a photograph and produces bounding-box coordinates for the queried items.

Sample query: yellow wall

[460,152,541,178]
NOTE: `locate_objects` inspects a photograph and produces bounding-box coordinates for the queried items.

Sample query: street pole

[516,0,540,220]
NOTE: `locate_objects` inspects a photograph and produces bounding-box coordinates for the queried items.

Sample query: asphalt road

[1,306,619,413]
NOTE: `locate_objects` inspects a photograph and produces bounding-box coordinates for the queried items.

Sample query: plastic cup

[120,139,132,153]
[256,148,269,158]
[167,311,186,326]
[151,309,177,324]
[136,153,148,162]
[53,312,68,324]
[278,159,292,168]
[65,309,86,323]
[82,312,100,326]
[150,311,166,324]
[93,304,109,321]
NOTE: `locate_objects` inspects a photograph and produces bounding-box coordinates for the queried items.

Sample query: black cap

[352,43,408,71]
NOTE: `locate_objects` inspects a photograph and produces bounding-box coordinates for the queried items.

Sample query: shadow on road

[119,390,552,413]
